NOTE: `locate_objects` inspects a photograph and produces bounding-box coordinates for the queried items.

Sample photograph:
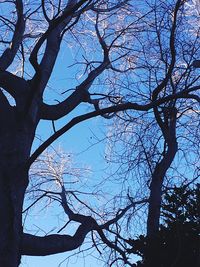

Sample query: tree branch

[29,0,89,79]
[40,59,110,120]
[0,0,25,70]
[27,86,200,168]
[22,223,92,256]
[152,0,182,99]
[21,183,136,258]
[27,102,147,168]
[26,0,91,119]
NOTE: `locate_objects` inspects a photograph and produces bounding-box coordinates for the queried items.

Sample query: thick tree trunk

[0,117,36,266]
[0,168,28,266]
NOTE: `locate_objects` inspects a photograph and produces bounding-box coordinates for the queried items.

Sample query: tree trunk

[145,113,178,267]
[0,114,36,266]
[145,161,165,267]
[0,168,28,266]
[144,107,178,266]
[145,139,178,266]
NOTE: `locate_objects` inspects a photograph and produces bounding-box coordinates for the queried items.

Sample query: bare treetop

[0,1,200,266]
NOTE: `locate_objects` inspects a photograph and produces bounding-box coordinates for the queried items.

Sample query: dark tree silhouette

[128,184,200,267]
[0,0,200,266]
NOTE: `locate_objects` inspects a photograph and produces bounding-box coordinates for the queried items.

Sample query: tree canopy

[0,0,199,266]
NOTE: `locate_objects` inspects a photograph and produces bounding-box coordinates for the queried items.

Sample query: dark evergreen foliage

[129,185,200,267]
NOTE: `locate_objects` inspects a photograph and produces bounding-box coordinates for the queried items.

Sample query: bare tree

[89,1,200,266]
[0,0,200,266]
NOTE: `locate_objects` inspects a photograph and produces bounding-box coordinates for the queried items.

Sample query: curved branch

[100,198,148,230]
[40,59,110,120]
[22,223,92,256]
[29,0,89,75]
[152,0,182,100]
[22,184,136,258]
[152,0,183,141]
[28,84,200,168]
[41,0,51,23]
[0,0,25,70]
[27,102,148,168]
[26,1,91,118]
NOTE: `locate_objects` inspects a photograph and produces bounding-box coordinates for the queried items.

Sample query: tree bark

[0,169,28,266]
[0,105,36,266]
[145,108,178,266]
[21,223,91,256]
